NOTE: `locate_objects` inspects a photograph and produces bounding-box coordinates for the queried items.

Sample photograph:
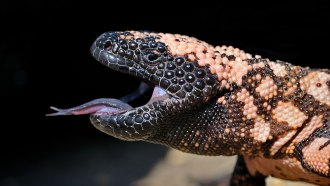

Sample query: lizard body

[49,31,330,185]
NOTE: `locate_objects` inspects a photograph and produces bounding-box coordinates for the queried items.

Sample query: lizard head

[49,31,228,155]
[90,31,219,100]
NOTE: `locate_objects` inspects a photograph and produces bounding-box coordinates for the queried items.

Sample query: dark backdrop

[1,1,329,186]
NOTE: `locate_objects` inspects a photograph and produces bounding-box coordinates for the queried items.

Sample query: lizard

[48,31,330,186]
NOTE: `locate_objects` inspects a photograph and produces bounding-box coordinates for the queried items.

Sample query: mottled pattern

[303,138,330,176]
[130,31,256,89]
[300,71,330,106]
[272,101,308,129]
[80,31,330,186]
[270,130,297,156]
[287,115,324,154]
[236,88,258,120]
[250,117,270,143]
[268,62,288,77]
[256,76,278,100]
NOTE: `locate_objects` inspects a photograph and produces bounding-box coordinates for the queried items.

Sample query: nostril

[104,40,112,49]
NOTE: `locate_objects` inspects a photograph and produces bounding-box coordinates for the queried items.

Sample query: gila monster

[48,31,330,186]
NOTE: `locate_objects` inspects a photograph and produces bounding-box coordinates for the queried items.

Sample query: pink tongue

[147,86,169,103]
[47,86,168,116]
[46,98,132,116]
[152,86,167,97]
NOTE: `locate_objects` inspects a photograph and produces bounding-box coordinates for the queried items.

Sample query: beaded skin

[52,31,330,185]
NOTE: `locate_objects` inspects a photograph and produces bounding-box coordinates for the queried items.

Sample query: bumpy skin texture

[88,31,330,185]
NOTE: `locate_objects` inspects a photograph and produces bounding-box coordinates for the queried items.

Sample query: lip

[90,40,146,79]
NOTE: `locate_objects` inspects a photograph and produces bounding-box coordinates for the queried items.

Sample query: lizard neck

[146,97,260,156]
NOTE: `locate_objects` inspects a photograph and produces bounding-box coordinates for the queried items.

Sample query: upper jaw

[90,31,148,79]
[90,42,118,66]
[90,41,144,78]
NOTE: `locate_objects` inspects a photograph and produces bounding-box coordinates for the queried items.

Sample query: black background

[1,1,329,186]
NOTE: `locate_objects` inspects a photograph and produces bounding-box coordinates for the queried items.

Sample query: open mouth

[47,31,221,142]
[47,82,170,117]
[47,34,173,117]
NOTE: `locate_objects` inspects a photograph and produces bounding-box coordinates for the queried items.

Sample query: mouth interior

[47,83,170,117]
[118,82,170,108]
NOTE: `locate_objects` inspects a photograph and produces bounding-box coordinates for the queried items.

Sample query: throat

[146,98,242,156]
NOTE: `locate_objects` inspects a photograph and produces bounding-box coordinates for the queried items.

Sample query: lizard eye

[144,51,161,64]
[147,53,160,61]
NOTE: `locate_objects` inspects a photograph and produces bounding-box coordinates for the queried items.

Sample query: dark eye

[147,53,159,61]
[144,50,162,65]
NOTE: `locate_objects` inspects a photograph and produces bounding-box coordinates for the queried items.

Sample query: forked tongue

[47,82,168,116]
[46,98,132,116]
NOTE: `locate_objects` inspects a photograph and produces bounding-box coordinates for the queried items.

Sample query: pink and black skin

[48,31,330,185]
